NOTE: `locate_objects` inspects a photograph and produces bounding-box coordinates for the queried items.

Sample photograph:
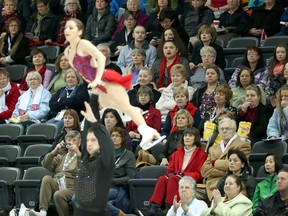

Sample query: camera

[64,143,70,148]
[153,36,158,40]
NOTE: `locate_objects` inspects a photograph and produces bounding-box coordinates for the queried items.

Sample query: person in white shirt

[167,176,208,216]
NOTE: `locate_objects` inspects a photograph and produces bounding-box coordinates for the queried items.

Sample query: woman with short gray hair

[166,176,208,216]
[47,68,89,129]
[11,71,51,128]
[56,0,86,44]
[189,46,226,89]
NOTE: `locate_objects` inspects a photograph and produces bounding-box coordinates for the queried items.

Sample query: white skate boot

[138,125,166,150]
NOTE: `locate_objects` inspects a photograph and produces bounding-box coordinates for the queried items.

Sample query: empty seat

[139,165,168,178]
[128,166,168,214]
[261,36,288,47]
[0,145,21,167]
[0,124,24,145]
[15,144,52,176]
[5,64,27,83]
[250,140,287,176]
[14,166,53,208]
[17,123,58,155]
[0,167,21,211]
[226,37,259,48]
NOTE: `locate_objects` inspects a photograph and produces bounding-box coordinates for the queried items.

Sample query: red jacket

[127,105,161,133]
[167,146,207,183]
[169,102,198,132]
[0,82,20,120]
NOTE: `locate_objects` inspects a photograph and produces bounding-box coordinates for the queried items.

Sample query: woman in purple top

[64,18,164,150]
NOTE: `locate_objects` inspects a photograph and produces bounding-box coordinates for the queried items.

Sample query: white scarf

[18,85,43,115]
[0,82,11,112]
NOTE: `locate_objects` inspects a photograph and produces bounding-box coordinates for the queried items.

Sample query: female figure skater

[64,18,164,150]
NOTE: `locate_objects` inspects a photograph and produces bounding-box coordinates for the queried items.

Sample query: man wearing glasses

[201,118,251,200]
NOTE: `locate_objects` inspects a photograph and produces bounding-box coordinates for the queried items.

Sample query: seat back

[129,179,157,214]
[226,37,259,48]
[224,68,236,83]
[139,165,168,178]
[23,166,52,180]
[255,165,268,182]
[0,167,21,210]
[46,63,56,73]
[26,123,58,141]
[252,140,287,156]
[224,48,246,67]
[215,38,224,48]
[0,145,21,166]
[283,153,288,164]
[261,36,288,47]
[250,140,287,176]
[0,124,24,144]
[18,124,58,153]
[0,167,21,184]
[14,167,52,208]
[37,45,60,63]
[23,144,52,157]
[232,57,244,68]
[5,64,27,83]
[15,144,52,176]
[129,166,168,214]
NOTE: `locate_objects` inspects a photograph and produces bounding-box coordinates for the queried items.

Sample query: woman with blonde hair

[162,86,200,138]
[159,109,195,166]
[156,64,195,118]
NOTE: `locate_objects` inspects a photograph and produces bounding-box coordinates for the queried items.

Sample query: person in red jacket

[147,127,207,216]
[0,67,20,124]
[161,86,201,138]
[127,85,161,151]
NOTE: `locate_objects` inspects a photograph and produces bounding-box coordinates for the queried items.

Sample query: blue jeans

[107,188,120,216]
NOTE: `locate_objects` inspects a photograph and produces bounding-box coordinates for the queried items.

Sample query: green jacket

[252,174,277,213]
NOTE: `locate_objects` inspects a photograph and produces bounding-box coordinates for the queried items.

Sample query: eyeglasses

[247,52,258,56]
[67,2,77,5]
[219,127,233,132]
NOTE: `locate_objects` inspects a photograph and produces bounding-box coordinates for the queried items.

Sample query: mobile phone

[153,36,158,40]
